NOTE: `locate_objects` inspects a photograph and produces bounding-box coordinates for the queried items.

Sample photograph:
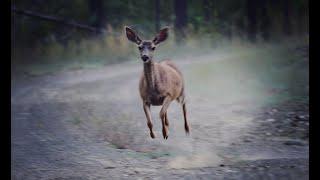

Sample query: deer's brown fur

[139,60,184,106]
[125,26,189,139]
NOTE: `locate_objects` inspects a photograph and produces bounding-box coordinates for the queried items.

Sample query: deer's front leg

[143,102,155,139]
[164,112,169,127]
[160,97,172,139]
[182,103,190,135]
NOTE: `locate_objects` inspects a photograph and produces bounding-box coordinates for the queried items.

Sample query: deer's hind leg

[143,102,155,139]
[182,103,190,134]
[177,95,190,135]
[160,97,172,139]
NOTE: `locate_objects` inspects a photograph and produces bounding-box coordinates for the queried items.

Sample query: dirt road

[12,49,309,179]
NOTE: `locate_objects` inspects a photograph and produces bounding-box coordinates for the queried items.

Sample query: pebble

[286,112,295,117]
[272,108,278,112]
[283,140,305,146]
[290,122,298,127]
[266,118,275,122]
[245,168,251,171]
[104,166,116,169]
[265,132,272,136]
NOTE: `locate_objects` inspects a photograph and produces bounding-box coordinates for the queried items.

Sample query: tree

[246,0,257,42]
[260,0,270,40]
[12,6,104,33]
[155,0,160,32]
[174,0,187,44]
[202,0,212,23]
[283,0,292,36]
[88,0,106,29]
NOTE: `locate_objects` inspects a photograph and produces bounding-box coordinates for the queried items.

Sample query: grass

[184,40,308,109]
[12,27,251,76]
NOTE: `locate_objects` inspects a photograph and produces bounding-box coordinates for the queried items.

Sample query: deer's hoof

[163,134,168,139]
[185,125,190,135]
[162,129,168,139]
[150,132,155,139]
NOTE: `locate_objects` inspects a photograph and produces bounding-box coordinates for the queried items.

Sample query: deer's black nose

[141,55,149,62]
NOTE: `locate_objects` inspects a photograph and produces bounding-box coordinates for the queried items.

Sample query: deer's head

[125,26,169,63]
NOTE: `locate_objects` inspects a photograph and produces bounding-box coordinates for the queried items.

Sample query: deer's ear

[125,26,142,44]
[153,27,169,45]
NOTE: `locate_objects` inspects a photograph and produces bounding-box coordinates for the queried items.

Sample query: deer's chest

[140,65,168,106]
[146,89,165,106]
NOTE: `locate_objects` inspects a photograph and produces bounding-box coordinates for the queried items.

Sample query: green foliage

[185,40,308,107]
[12,0,308,74]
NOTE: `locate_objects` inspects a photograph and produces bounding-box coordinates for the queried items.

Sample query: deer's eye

[151,47,156,50]
[138,46,143,50]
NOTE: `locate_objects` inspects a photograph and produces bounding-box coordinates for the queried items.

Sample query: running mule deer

[125,26,190,139]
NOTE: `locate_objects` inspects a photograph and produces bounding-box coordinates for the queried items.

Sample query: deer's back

[161,60,183,77]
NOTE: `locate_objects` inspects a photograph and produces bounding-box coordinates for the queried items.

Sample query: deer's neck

[143,60,156,90]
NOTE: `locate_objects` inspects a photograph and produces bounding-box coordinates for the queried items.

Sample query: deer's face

[125,26,169,63]
[137,41,156,63]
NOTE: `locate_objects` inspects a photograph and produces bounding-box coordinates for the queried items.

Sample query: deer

[125,26,190,139]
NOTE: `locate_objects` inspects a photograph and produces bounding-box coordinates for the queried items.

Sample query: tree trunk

[260,0,270,40]
[155,0,160,32]
[88,0,106,29]
[247,0,257,42]
[174,0,187,44]
[12,6,105,33]
[283,0,292,36]
[202,0,211,23]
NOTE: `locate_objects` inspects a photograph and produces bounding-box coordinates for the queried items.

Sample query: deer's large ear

[153,27,169,45]
[125,26,142,44]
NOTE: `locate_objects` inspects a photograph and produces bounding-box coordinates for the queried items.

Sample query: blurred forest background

[11,1,309,179]
[11,0,309,74]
